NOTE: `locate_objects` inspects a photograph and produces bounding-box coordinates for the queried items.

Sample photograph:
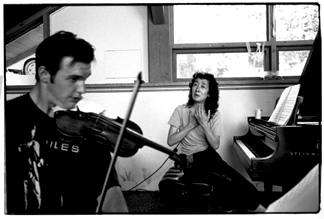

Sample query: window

[174,5,267,44]
[275,5,319,41]
[176,53,265,78]
[171,4,319,81]
[278,51,310,76]
[5,6,61,87]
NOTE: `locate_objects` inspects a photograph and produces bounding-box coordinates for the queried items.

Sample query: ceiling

[4,5,48,32]
[5,4,50,68]
[6,25,43,68]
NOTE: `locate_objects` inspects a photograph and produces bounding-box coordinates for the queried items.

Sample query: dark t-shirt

[5,94,120,214]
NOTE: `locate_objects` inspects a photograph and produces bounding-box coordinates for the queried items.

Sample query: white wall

[51,6,148,84]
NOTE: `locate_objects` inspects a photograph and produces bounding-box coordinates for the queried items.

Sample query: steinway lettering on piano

[289,151,320,157]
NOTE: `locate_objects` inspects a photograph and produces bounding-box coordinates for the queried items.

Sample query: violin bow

[96,72,143,214]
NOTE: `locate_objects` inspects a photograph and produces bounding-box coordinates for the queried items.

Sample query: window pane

[279,51,309,76]
[174,5,267,44]
[275,5,319,40]
[176,53,264,78]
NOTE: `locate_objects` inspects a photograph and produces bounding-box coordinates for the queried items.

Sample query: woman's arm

[201,124,220,150]
[167,109,198,146]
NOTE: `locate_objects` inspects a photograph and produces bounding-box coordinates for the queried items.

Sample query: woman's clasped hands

[195,104,210,128]
[189,104,210,129]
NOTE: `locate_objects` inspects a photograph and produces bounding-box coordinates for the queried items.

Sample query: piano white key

[236,139,256,159]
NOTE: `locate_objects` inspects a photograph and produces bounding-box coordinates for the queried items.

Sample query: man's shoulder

[6,94,31,120]
[6,93,29,107]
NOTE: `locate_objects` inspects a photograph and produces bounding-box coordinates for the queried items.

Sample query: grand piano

[234,30,322,193]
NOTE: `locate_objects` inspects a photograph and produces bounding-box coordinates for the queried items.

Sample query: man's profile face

[47,57,92,110]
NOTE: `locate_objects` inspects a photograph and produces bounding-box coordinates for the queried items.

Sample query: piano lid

[297,29,322,122]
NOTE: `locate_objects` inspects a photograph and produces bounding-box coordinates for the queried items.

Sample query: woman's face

[191,78,209,104]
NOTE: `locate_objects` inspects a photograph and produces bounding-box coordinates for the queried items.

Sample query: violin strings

[95,112,104,125]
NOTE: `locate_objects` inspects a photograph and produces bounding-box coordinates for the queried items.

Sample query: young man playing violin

[5,31,128,214]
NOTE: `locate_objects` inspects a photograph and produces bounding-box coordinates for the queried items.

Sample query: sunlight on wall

[50,6,148,84]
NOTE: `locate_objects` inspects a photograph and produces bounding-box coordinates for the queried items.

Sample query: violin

[54,109,182,163]
[55,110,143,157]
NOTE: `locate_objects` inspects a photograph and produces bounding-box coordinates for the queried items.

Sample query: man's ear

[38,66,51,83]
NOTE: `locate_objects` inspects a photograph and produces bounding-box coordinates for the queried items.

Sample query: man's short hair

[35,31,95,81]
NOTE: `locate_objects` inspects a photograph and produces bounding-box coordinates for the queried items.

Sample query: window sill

[6,77,299,94]
[85,77,298,92]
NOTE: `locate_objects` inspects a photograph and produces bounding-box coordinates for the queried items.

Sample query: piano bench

[158,166,214,213]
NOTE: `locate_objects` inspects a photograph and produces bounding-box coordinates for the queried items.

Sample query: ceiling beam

[6,46,37,68]
[5,6,61,44]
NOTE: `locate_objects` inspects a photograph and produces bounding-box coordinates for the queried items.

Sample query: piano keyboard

[235,139,255,159]
[236,137,274,158]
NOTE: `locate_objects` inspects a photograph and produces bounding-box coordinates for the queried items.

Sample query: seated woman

[163,72,265,212]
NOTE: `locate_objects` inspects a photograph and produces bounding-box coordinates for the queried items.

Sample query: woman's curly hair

[186,72,220,118]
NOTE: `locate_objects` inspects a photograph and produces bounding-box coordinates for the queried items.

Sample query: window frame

[6,5,316,94]
[148,4,317,86]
